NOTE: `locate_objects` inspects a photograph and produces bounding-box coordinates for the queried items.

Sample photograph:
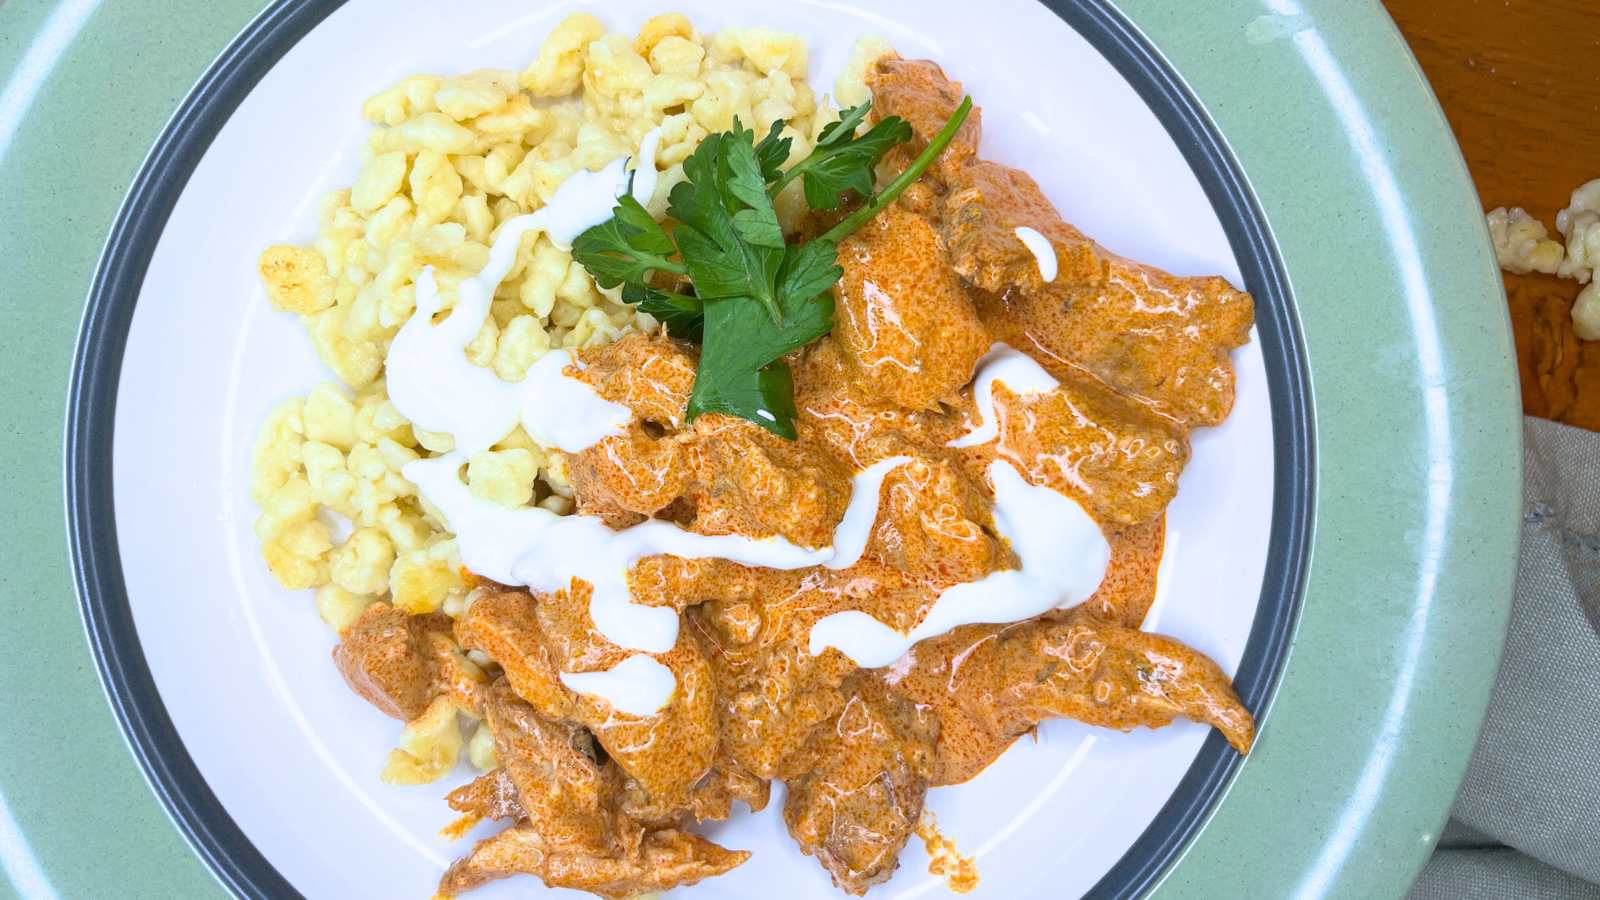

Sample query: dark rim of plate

[65,1,1314,898]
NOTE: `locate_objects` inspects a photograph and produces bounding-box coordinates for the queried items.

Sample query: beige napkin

[1409,417,1600,899]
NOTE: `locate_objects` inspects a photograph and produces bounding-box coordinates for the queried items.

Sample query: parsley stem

[649,287,700,311]
[766,101,873,201]
[768,159,803,200]
[647,257,690,277]
[818,96,973,246]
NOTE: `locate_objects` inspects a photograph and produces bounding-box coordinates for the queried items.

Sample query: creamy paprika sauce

[332,55,1256,899]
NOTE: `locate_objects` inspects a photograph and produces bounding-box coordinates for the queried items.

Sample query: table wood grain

[1387,0,1600,429]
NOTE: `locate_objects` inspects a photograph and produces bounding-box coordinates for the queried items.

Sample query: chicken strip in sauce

[446,729,767,832]
[867,56,983,186]
[569,334,850,546]
[890,606,1254,786]
[946,365,1189,527]
[455,589,720,807]
[437,681,748,899]
[333,604,487,720]
[831,204,990,410]
[783,674,938,895]
[868,54,1254,429]
[951,167,1253,429]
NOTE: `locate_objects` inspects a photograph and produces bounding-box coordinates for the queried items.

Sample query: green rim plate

[0,1,1518,898]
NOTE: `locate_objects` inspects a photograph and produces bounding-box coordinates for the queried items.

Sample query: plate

[0,0,1519,898]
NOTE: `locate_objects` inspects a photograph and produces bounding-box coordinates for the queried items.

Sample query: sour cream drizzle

[559,656,677,718]
[947,343,1060,448]
[808,459,1111,668]
[519,351,632,453]
[1014,226,1058,282]
[384,136,1109,717]
[386,129,659,457]
[824,455,912,570]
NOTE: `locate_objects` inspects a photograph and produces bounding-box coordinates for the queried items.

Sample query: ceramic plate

[0,0,1519,898]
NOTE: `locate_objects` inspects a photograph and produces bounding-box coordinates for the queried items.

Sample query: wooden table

[1387,0,1600,429]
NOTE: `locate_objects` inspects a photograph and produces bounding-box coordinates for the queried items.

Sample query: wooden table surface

[1387,0,1600,429]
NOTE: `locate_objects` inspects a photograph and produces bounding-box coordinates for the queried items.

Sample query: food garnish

[573,97,974,437]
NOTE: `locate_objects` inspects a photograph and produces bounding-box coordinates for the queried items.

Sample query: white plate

[111,1,1272,896]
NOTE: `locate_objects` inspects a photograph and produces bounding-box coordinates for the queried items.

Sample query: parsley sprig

[573,96,973,438]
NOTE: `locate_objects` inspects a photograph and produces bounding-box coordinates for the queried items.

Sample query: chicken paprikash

[288,39,1255,900]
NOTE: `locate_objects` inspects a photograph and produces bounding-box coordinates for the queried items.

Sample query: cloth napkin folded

[1409,417,1600,899]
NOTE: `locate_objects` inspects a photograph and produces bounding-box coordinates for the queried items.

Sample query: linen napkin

[1409,417,1600,899]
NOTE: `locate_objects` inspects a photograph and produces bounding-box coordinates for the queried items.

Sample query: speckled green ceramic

[0,0,1517,898]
